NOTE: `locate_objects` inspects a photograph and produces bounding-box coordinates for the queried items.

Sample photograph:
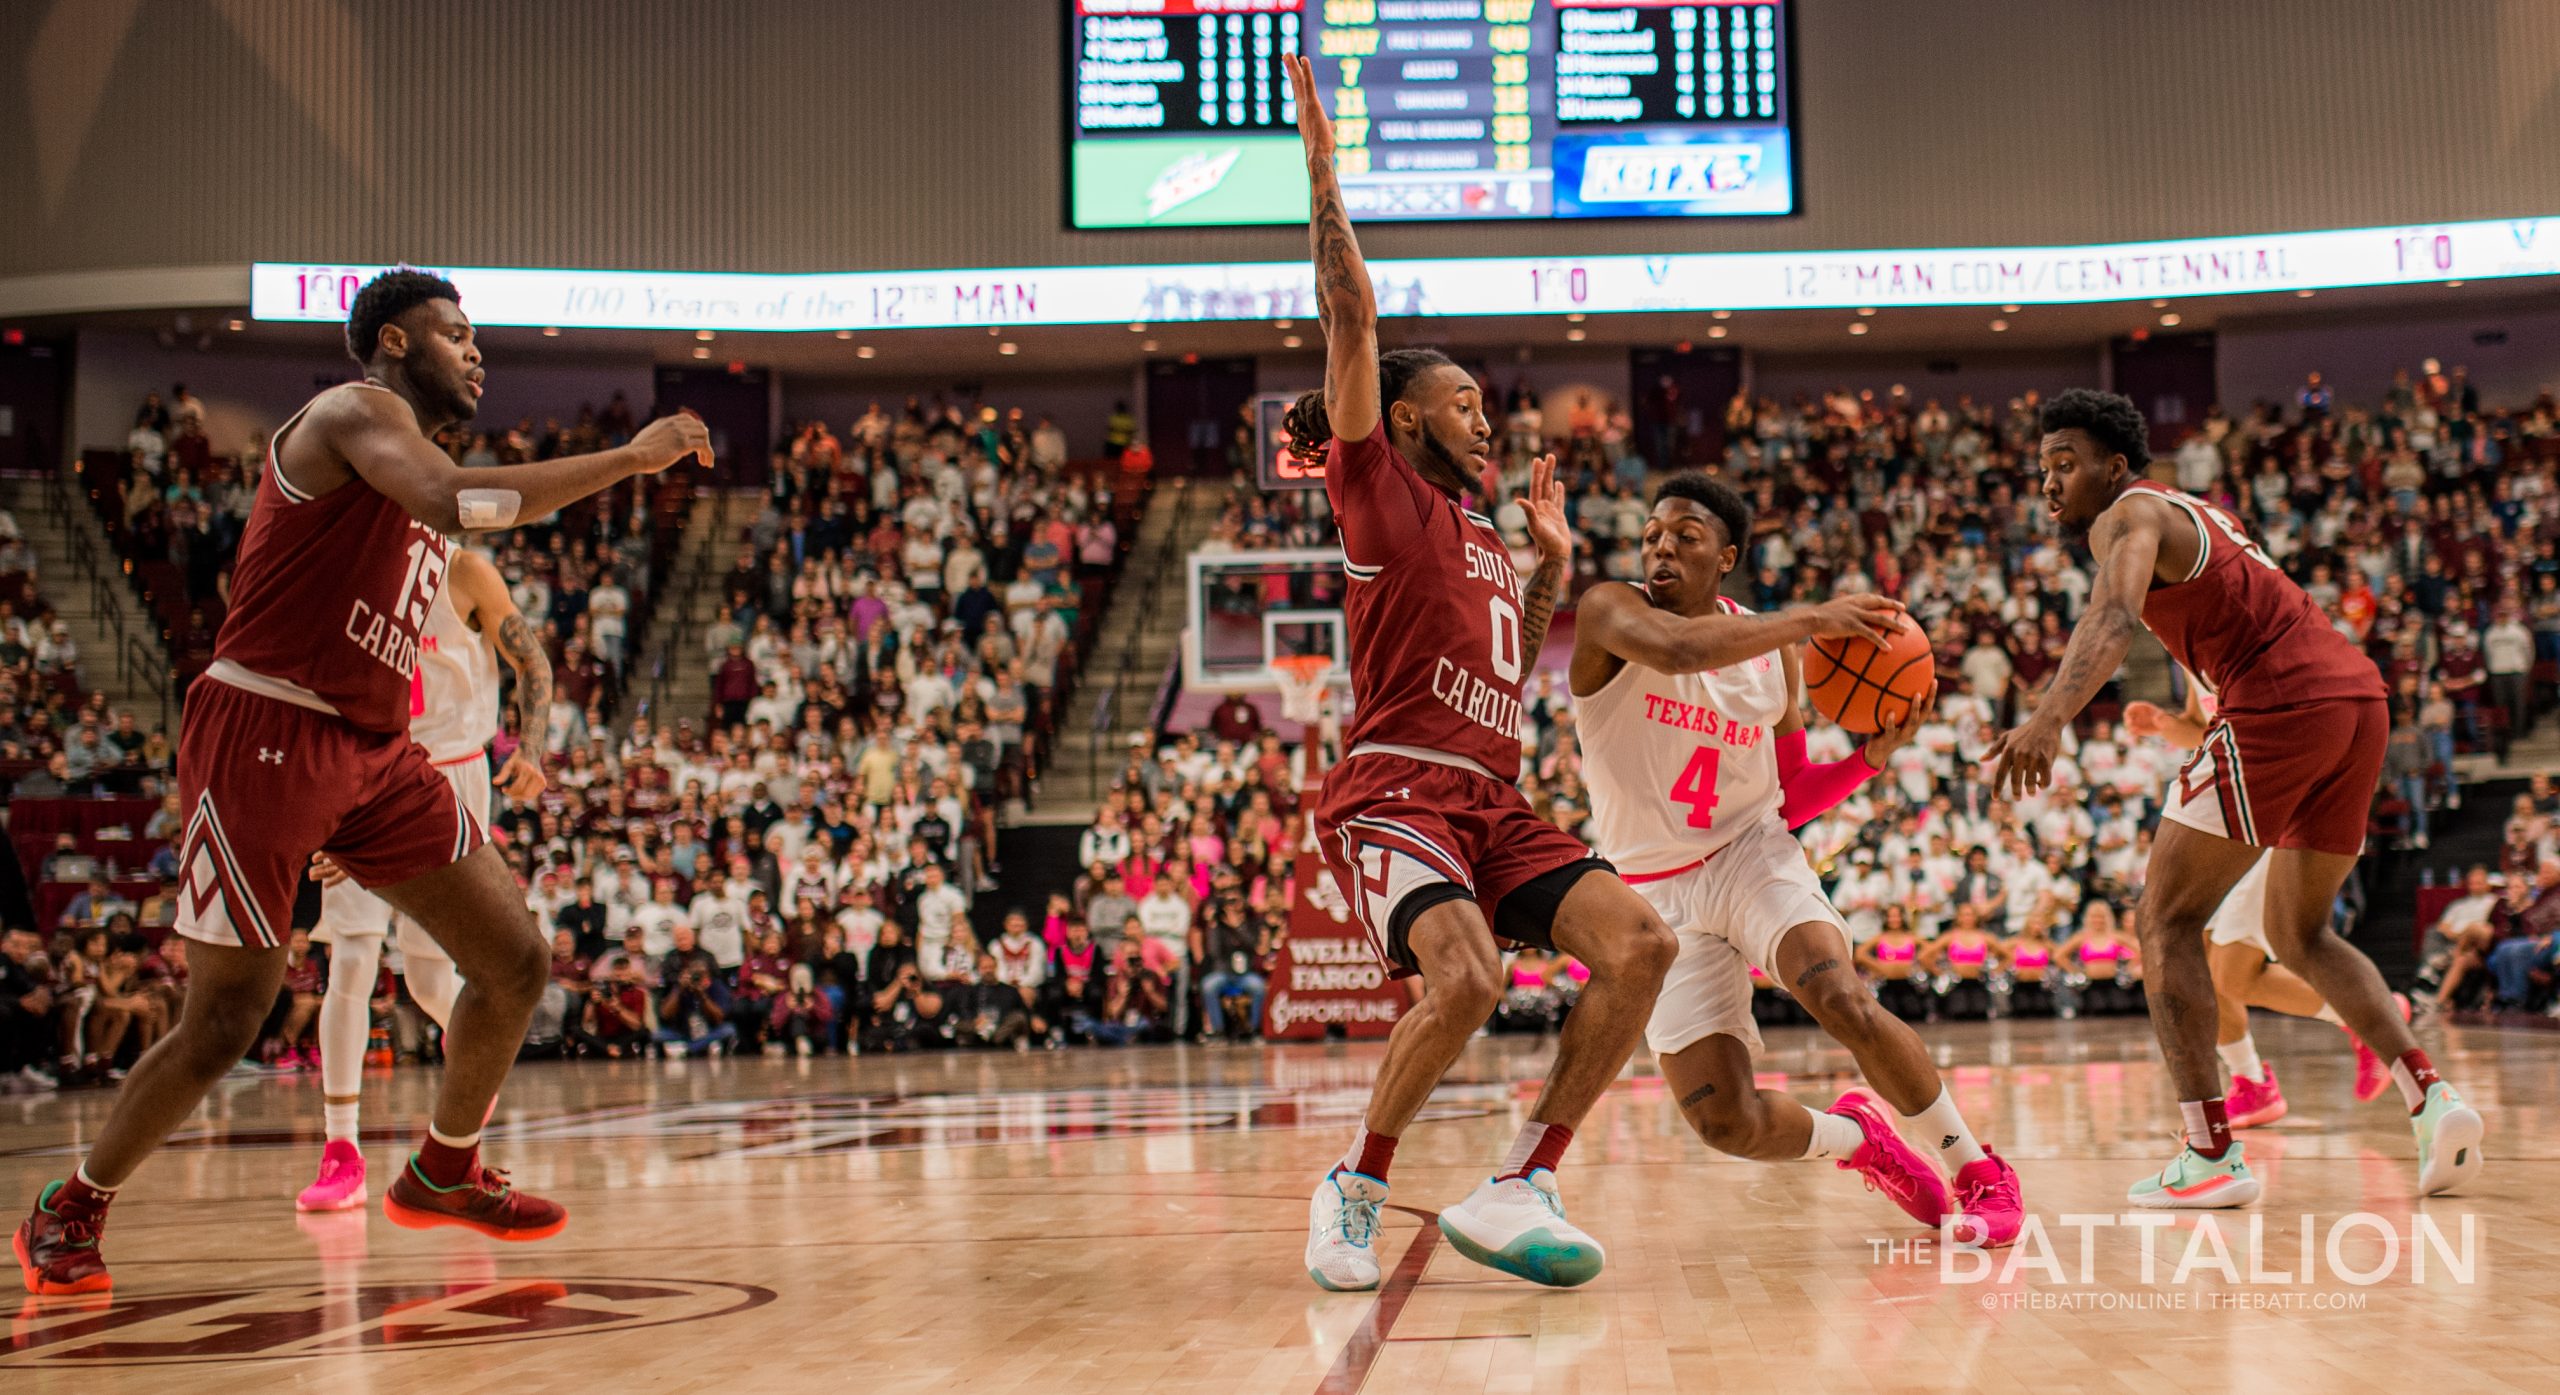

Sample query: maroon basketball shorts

[1314,749,1609,976]
[172,678,487,950]
[2162,697,2386,857]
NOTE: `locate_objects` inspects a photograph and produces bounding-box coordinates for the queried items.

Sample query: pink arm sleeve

[1776,728,1882,830]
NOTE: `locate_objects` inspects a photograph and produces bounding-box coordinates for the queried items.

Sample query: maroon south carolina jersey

[1326,427,1527,781]
[2123,479,2384,714]
[212,383,457,734]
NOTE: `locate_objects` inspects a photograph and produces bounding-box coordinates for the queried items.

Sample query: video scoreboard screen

[1068,0,1795,227]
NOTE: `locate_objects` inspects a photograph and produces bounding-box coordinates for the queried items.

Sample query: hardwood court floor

[1,1014,2550,1393]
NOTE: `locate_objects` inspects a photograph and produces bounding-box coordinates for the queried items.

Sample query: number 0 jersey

[1575,596,1789,877]
[212,382,457,734]
[1325,427,1531,782]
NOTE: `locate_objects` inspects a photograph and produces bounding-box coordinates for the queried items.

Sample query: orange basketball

[1803,618,1934,734]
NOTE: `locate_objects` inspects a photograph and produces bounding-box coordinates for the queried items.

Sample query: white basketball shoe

[1306,1169,1388,1292]
[1436,1168,1604,1287]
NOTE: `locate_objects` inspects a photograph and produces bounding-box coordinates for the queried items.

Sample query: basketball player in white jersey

[2123,679,2408,1128]
[1572,474,2024,1243]
[297,546,550,1212]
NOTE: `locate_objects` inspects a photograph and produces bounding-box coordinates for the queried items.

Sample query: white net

[1271,657,1334,725]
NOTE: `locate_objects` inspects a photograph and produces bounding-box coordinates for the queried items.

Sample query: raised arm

[1984,496,2165,796]
[306,387,708,535]
[1515,454,1571,665]
[1284,52,1379,444]
[446,548,553,800]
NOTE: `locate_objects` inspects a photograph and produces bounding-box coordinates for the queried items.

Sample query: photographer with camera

[865,953,943,1054]
[653,924,736,1059]
[767,963,834,1057]
[570,956,652,1060]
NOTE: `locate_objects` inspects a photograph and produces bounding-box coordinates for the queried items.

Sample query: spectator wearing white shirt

[688,869,753,969]
[632,878,691,957]
[1829,849,1891,943]
[910,863,972,976]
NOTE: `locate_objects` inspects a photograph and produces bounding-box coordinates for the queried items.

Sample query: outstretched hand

[1282,54,1333,162]
[1522,454,1571,563]
[1980,718,2062,799]
[1865,680,1937,764]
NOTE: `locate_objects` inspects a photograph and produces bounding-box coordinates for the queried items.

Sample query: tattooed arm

[1283,53,1379,444]
[446,549,552,801]
[1983,497,2164,797]
[1515,454,1571,663]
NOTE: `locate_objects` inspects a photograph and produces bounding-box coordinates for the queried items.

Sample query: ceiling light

[1128,322,1147,332]
[998,341,1019,355]
[1566,312,1586,323]
[1989,319,2009,332]
[988,326,1002,337]
[855,345,876,359]
[1856,307,1877,317]
[1275,318,1293,329]
[691,346,710,359]
[227,319,246,332]
[1848,322,1869,336]
[1566,328,1587,342]
[2159,313,2182,326]
[1282,335,1303,349]
[694,329,715,342]
[2445,280,2465,288]
[2001,304,2022,313]
[1707,325,1727,339]
[1711,310,1732,321]
[834,330,852,340]
[2150,299,2168,309]
[541,326,561,337]
[2295,289,2315,298]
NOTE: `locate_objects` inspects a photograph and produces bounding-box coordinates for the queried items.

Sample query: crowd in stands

[9,366,2560,1089]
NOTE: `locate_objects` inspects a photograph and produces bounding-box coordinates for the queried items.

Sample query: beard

[1410,429,1474,497]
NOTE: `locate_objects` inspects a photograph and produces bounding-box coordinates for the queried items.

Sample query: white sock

[2217,1034,2264,1083]
[73,1163,116,1197]
[1802,1108,1865,1161]
[427,1124,481,1150]
[1899,1087,1988,1171]
[2314,1004,2344,1026]
[324,1101,360,1143]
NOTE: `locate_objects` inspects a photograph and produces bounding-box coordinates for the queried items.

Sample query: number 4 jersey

[211,382,459,734]
[1575,596,1788,877]
[1326,427,1530,782]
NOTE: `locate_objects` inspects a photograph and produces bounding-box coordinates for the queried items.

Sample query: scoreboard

[1068,0,1795,227]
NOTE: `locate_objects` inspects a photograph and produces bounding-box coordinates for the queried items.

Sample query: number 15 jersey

[1576,596,1789,877]
[1326,427,1530,782]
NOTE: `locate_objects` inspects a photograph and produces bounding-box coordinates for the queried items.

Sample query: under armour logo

[258,748,285,764]
[1390,788,1412,800]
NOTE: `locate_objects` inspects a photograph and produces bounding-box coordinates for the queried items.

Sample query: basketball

[1804,618,1935,734]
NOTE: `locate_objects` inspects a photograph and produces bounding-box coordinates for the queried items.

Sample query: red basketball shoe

[383,1157,566,1242]
[14,1182,111,1296]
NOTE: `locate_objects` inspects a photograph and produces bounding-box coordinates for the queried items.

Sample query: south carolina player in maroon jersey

[1985,388,2480,1210]
[1283,53,1676,1294]
[15,270,709,1296]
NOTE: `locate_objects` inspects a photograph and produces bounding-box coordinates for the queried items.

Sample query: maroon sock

[1335,1127,1397,1182]
[415,1135,480,1189]
[55,1171,114,1215]
[2180,1099,2233,1160]
[1494,1123,1574,1180]
[2394,1049,2442,1114]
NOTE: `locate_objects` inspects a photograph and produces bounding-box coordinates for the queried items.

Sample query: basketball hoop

[1270,653,1339,787]
[1271,654,1335,724]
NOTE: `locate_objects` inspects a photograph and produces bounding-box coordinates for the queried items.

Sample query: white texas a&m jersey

[407,581,502,762]
[1576,597,1791,876]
